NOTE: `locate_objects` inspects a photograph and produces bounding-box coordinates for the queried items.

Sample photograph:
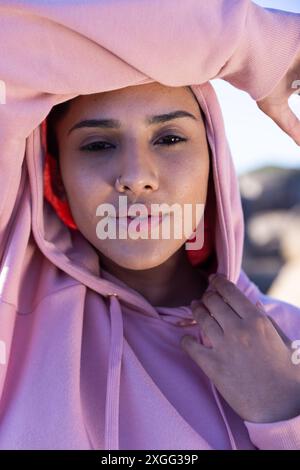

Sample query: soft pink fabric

[0,0,300,450]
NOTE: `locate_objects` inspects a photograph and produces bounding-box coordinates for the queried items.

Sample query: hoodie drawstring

[209,381,238,450]
[195,325,238,450]
[104,293,123,450]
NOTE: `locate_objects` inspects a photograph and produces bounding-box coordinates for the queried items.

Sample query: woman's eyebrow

[67,110,198,135]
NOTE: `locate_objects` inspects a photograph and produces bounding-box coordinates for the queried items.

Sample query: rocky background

[239,166,300,308]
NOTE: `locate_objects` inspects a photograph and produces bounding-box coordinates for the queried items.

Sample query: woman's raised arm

[213,2,300,145]
[0,1,299,133]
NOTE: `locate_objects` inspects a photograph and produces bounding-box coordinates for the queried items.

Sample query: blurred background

[211,0,300,306]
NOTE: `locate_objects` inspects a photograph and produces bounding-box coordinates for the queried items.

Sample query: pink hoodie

[0,0,300,451]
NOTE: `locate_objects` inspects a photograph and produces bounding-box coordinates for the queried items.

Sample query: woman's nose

[115,150,159,196]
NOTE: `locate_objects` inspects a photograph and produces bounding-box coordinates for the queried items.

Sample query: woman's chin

[97,240,179,271]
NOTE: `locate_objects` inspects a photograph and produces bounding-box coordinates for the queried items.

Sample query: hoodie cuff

[244,414,300,450]
[216,2,300,101]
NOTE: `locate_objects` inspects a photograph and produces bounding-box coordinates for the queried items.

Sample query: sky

[211,0,300,175]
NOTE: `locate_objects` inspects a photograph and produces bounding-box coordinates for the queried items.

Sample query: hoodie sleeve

[214,1,300,100]
[0,2,300,97]
[244,415,300,450]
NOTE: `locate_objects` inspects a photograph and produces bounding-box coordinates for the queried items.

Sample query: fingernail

[256,300,265,312]
[208,273,217,283]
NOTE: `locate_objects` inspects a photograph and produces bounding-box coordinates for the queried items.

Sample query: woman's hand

[180,273,300,423]
[256,49,300,146]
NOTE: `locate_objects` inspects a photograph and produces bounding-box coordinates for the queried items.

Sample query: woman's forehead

[74,83,196,107]
[63,85,202,126]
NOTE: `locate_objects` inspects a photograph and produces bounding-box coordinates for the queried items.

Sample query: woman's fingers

[256,50,300,146]
[257,99,300,146]
[190,302,223,347]
[208,274,259,320]
[180,334,218,380]
[200,290,242,332]
[181,303,223,381]
[266,315,292,347]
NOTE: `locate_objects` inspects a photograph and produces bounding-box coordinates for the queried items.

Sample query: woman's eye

[80,141,113,152]
[156,135,187,146]
[79,135,187,153]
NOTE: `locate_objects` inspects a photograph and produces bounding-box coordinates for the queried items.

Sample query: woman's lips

[115,213,167,234]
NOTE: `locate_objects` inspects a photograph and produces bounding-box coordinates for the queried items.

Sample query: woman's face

[54,82,210,270]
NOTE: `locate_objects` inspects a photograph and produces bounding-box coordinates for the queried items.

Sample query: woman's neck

[98,247,209,308]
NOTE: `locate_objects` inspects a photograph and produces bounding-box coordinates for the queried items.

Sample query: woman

[0,0,300,450]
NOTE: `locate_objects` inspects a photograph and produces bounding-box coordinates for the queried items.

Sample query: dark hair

[46,99,72,160]
[185,86,206,121]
